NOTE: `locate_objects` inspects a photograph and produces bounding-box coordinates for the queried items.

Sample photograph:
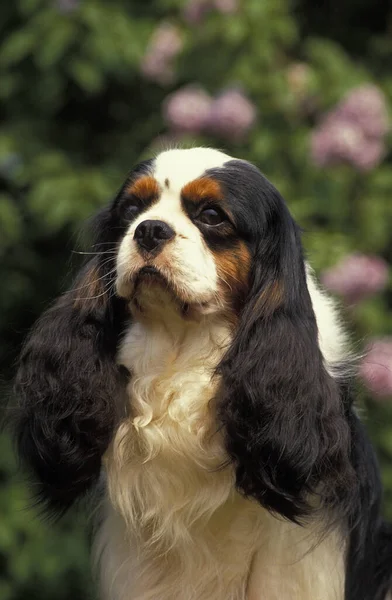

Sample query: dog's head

[114,148,255,320]
[13,147,355,521]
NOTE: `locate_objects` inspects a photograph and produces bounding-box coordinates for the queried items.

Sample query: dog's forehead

[152,148,232,192]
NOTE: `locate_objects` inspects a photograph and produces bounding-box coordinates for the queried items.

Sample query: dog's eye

[197,207,226,226]
[124,198,142,218]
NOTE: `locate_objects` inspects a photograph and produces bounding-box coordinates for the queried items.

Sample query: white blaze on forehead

[153,147,232,192]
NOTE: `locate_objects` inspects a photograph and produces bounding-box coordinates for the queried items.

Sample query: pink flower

[311,118,386,171]
[310,83,389,171]
[141,55,175,86]
[183,0,212,24]
[360,339,392,399]
[214,0,238,14]
[352,137,385,171]
[206,89,257,140]
[163,86,213,133]
[321,253,389,304]
[183,0,238,23]
[312,119,362,167]
[336,84,389,139]
[140,23,183,85]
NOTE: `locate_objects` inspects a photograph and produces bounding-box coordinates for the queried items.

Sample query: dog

[13,147,392,600]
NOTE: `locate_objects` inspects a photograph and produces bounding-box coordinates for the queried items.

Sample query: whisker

[72,250,117,256]
[217,267,243,287]
[70,253,134,299]
[64,264,118,295]
[92,242,121,247]
[73,279,115,302]
[217,273,233,293]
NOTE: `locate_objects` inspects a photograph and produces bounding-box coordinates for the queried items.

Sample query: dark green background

[1,1,391,598]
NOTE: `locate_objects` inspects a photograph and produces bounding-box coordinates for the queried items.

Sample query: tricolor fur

[13,148,392,600]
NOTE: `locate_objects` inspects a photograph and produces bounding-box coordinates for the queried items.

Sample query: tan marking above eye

[181,177,223,203]
[126,176,161,200]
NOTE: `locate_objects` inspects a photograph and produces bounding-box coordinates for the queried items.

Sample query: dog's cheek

[214,241,252,313]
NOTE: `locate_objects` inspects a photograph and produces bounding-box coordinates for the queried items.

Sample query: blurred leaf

[68,57,104,93]
[0,30,37,66]
[0,195,21,246]
[34,20,75,69]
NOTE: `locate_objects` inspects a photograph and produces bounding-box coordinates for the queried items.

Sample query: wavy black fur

[12,159,154,515]
[14,246,126,515]
[213,161,354,521]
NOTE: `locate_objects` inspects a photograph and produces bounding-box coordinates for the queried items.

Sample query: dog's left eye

[197,207,226,226]
[124,198,142,219]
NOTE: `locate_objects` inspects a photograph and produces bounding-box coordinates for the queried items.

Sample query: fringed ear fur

[13,242,128,517]
[217,206,356,523]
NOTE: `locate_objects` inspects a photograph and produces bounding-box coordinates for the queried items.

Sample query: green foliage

[0,0,391,598]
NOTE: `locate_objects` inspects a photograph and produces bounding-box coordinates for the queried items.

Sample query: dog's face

[113,148,248,318]
[112,147,290,321]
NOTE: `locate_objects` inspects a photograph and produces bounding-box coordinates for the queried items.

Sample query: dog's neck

[115,289,232,447]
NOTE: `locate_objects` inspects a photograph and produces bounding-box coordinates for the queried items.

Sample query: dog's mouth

[131,266,207,318]
[134,266,167,287]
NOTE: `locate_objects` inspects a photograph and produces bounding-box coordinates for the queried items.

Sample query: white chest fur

[110,314,236,527]
[96,312,346,600]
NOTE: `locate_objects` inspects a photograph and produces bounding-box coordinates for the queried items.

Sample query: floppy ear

[13,209,128,516]
[217,203,355,523]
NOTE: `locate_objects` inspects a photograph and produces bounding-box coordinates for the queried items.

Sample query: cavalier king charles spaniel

[14,148,392,600]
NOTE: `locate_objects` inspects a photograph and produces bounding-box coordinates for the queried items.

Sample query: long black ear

[217,199,355,523]
[13,208,128,516]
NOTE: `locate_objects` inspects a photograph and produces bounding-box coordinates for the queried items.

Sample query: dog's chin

[126,266,217,321]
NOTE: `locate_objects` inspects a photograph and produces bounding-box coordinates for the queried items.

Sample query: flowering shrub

[336,85,389,139]
[140,23,183,85]
[206,88,257,139]
[162,85,256,139]
[321,253,388,304]
[163,85,212,132]
[311,85,389,171]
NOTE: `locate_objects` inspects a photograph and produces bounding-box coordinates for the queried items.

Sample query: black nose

[134,219,175,253]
